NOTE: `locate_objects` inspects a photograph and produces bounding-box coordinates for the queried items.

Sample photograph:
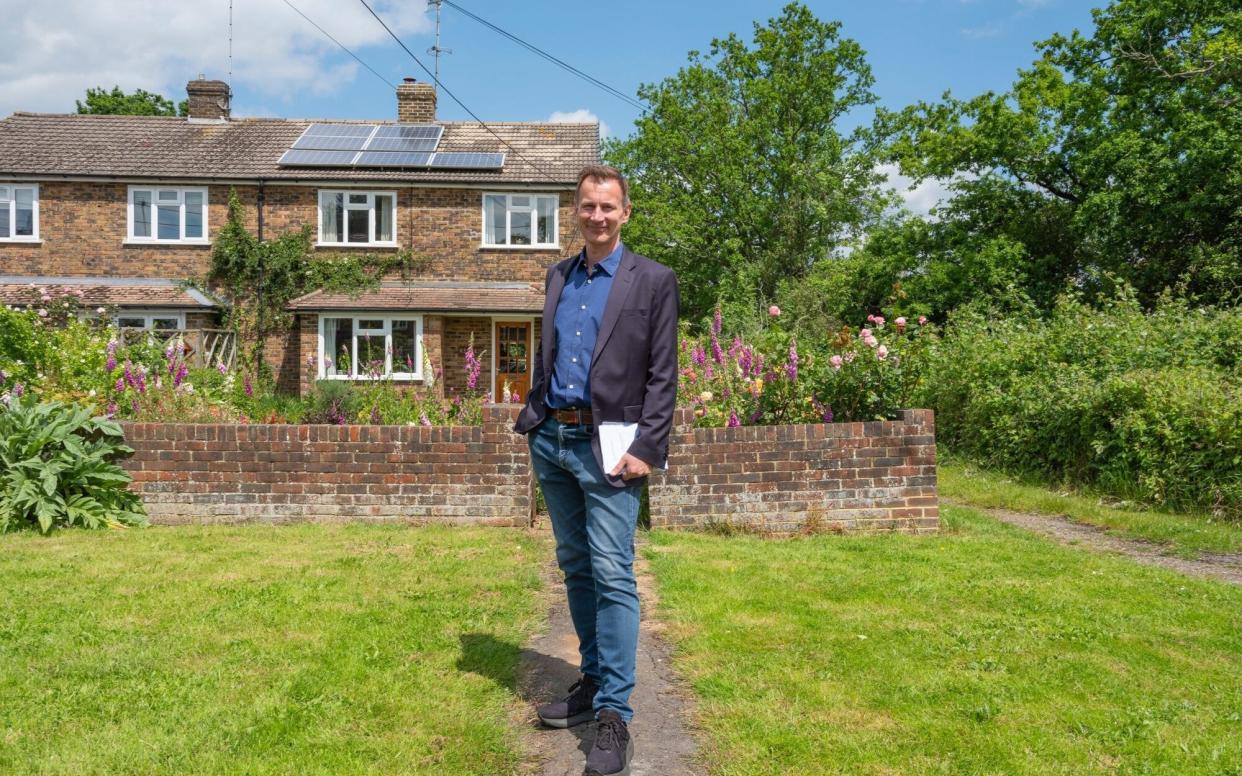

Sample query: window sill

[480,243,561,251]
[123,239,210,246]
[318,375,426,382]
[0,238,42,244]
[316,242,400,250]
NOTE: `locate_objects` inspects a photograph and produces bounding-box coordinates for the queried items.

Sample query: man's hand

[609,452,651,481]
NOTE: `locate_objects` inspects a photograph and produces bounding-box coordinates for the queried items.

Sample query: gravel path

[945,498,1242,585]
[517,534,702,776]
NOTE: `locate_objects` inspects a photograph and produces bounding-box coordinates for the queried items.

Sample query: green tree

[76,86,188,117]
[606,3,889,325]
[875,0,1242,309]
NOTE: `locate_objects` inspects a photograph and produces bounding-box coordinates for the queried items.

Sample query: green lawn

[940,460,1242,557]
[645,507,1242,775]
[0,524,546,775]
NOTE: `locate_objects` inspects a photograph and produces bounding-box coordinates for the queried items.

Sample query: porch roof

[287,281,544,314]
[0,276,217,308]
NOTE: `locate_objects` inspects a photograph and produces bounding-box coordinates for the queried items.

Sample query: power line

[442,0,647,113]
[281,0,396,90]
[356,0,564,184]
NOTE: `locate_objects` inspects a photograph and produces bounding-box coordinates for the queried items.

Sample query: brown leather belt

[549,407,594,426]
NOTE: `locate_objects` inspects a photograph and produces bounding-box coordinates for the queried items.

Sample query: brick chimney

[396,77,436,122]
[186,76,231,121]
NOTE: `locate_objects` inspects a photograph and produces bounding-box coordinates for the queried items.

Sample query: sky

[0,0,1099,213]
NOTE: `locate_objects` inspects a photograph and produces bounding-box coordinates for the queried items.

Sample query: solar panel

[373,124,443,141]
[278,149,360,166]
[293,134,373,151]
[429,152,506,169]
[364,137,439,153]
[355,151,434,168]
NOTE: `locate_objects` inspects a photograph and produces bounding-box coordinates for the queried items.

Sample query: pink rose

[768,305,781,317]
[874,316,885,328]
[877,345,889,360]
[895,317,907,331]
[830,355,843,369]
[864,335,879,348]
[919,316,928,325]
[859,328,872,339]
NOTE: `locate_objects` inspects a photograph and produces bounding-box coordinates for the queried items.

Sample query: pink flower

[244,373,253,397]
[727,410,740,428]
[768,305,781,317]
[874,316,885,328]
[877,345,889,360]
[420,412,432,427]
[96,307,106,315]
[217,362,227,375]
[859,328,872,339]
[844,351,857,363]
[786,340,798,381]
[864,335,879,348]
[691,345,707,367]
[37,308,48,318]
[866,314,876,323]
[919,316,928,325]
[830,355,843,369]
[895,317,907,331]
[115,377,125,393]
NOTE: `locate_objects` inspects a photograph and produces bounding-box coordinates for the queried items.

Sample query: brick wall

[648,409,939,534]
[0,181,579,286]
[121,405,531,525]
[118,408,938,532]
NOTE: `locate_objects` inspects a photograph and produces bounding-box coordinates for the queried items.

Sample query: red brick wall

[120,405,531,525]
[649,409,939,534]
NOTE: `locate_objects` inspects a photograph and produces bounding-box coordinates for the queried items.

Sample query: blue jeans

[528,417,641,721]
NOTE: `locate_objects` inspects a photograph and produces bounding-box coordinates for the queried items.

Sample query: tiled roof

[287,281,544,313]
[0,113,598,185]
[0,276,216,308]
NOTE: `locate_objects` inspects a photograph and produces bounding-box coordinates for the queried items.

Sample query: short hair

[576,165,630,207]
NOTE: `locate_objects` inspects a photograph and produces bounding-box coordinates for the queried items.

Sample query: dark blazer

[514,245,680,488]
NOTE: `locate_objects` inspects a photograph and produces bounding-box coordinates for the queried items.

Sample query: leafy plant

[0,398,147,533]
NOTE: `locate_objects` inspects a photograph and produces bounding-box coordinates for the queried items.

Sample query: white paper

[599,422,639,475]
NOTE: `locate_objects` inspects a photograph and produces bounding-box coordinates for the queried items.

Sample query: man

[514,164,679,776]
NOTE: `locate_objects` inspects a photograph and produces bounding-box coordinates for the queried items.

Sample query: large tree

[606,3,889,325]
[76,86,188,117]
[875,0,1242,309]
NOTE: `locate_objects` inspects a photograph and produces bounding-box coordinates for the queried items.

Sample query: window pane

[358,319,385,331]
[347,208,368,243]
[117,317,146,328]
[14,189,34,237]
[510,209,531,245]
[0,206,9,239]
[0,187,9,201]
[537,196,556,244]
[357,333,386,376]
[157,190,180,203]
[322,193,344,243]
[484,195,506,245]
[374,194,393,242]
[511,195,530,208]
[152,317,179,331]
[157,204,180,240]
[348,193,368,205]
[184,191,204,239]
[392,320,418,373]
[324,317,352,376]
[133,191,152,237]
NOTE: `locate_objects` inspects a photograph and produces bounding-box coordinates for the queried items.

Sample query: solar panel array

[278,123,503,170]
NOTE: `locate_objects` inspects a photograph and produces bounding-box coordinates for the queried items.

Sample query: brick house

[0,76,598,396]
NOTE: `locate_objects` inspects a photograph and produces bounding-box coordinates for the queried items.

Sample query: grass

[939,459,1242,557]
[0,524,547,775]
[645,507,1242,775]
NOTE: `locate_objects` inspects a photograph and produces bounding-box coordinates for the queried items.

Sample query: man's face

[576,177,631,254]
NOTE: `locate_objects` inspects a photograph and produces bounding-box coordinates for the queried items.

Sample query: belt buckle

[564,407,587,425]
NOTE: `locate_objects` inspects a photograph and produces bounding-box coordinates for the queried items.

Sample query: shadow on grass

[458,632,593,755]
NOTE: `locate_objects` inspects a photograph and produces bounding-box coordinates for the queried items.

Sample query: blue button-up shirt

[547,242,623,408]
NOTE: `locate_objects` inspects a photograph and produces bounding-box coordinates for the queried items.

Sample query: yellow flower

[754,378,765,393]
[700,391,713,402]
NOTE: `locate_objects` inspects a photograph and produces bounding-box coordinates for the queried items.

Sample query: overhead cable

[281,0,397,90]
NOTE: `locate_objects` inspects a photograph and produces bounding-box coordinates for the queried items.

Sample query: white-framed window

[113,310,185,330]
[482,193,559,248]
[127,186,208,243]
[0,183,39,241]
[319,314,423,380]
[318,190,396,246]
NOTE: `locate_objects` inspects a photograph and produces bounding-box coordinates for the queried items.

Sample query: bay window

[0,184,38,241]
[128,187,207,242]
[319,315,422,380]
[318,190,396,246]
[483,193,558,248]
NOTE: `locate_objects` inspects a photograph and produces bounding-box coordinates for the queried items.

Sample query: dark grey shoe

[584,710,633,776]
[537,675,598,728]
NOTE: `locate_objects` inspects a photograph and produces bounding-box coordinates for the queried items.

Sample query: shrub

[0,397,148,533]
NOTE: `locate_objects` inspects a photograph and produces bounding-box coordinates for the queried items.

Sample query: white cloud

[0,1,430,117]
[960,22,1005,39]
[548,109,609,139]
[877,163,959,218]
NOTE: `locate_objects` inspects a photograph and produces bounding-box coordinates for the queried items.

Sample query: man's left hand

[609,452,651,481]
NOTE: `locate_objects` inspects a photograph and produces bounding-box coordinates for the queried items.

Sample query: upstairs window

[0,184,39,241]
[318,191,396,246]
[483,193,558,248]
[128,187,208,243]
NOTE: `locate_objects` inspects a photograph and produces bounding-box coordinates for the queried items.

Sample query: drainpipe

[255,181,266,375]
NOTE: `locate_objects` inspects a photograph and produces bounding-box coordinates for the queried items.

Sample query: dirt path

[517,534,701,776]
[944,498,1242,585]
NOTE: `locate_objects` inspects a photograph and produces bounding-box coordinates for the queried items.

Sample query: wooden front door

[494,321,531,402]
